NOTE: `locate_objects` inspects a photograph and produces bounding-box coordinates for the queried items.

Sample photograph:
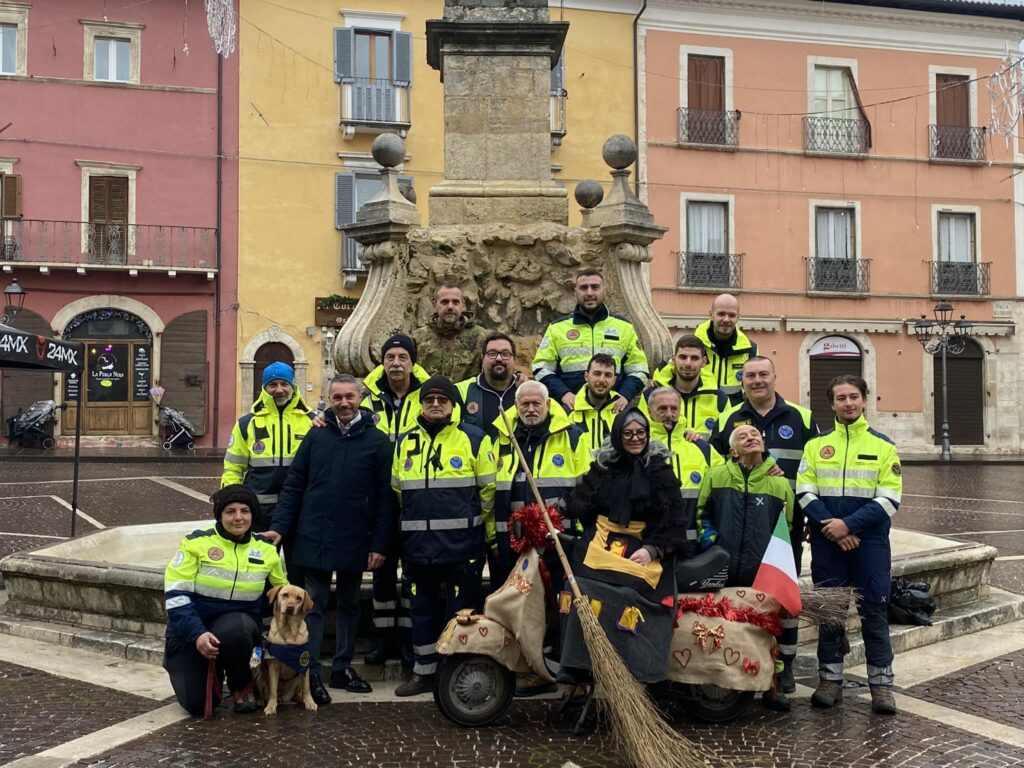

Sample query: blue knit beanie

[262,362,295,388]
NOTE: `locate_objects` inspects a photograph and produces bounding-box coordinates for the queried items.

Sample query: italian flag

[752,514,802,616]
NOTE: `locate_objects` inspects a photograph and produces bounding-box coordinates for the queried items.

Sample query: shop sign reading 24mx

[46,341,80,367]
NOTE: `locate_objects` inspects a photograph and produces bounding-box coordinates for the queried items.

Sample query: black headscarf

[600,408,654,525]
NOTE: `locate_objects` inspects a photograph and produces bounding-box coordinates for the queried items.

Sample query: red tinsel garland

[508,503,564,554]
[675,593,782,637]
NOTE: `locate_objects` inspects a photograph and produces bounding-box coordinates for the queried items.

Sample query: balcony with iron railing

[930,260,990,296]
[804,115,870,155]
[675,251,742,290]
[806,257,870,294]
[929,125,986,162]
[0,219,218,275]
[550,89,567,146]
[677,108,740,148]
[340,77,411,139]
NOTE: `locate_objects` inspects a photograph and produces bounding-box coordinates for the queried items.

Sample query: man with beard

[532,268,648,412]
[391,376,496,697]
[568,353,620,456]
[413,282,489,383]
[710,356,817,700]
[457,333,519,441]
[694,294,757,401]
[491,380,588,697]
[640,335,729,440]
[222,362,315,532]
[360,335,429,667]
[265,375,396,704]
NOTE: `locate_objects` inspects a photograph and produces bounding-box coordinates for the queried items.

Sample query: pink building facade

[0,0,239,446]
[640,0,1024,455]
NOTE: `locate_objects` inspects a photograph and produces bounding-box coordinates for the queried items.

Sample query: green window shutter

[334,28,354,83]
[393,32,412,87]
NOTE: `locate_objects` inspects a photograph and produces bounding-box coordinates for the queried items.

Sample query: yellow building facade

[236,1,636,409]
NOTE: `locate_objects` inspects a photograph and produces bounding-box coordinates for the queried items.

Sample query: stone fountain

[333,0,672,375]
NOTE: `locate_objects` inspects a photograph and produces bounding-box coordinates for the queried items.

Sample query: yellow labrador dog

[257,584,318,715]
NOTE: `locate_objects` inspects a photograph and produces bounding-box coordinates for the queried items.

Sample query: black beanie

[381,334,417,363]
[210,485,261,521]
[419,375,462,407]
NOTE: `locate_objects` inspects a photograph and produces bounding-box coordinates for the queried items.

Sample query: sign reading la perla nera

[809,336,861,359]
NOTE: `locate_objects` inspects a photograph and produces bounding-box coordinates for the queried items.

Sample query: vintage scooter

[433,504,784,728]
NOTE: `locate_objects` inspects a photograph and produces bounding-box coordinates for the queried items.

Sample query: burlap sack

[436,615,531,673]
[664,587,780,692]
[482,550,554,682]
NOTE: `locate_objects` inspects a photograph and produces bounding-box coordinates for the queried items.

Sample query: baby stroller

[8,400,66,449]
[156,403,197,450]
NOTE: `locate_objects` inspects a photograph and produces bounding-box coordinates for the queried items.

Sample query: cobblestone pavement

[1,461,1023,767]
[904,649,1024,731]
[0,661,160,763]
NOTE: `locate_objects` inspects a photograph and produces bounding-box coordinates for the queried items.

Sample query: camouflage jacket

[412,316,489,382]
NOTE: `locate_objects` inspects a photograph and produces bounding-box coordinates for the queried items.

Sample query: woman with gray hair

[558,407,688,685]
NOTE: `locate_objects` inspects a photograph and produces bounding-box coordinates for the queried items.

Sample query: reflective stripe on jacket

[391,420,496,565]
[532,305,649,401]
[696,457,794,586]
[640,362,730,439]
[221,390,314,516]
[568,384,617,456]
[694,320,757,394]
[361,363,431,442]
[164,526,286,643]
[796,416,902,539]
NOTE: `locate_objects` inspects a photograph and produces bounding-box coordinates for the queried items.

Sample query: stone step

[792,587,1024,677]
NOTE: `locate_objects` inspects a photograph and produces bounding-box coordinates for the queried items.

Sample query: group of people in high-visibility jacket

[165,269,901,718]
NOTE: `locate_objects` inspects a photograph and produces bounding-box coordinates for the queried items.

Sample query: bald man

[694,294,757,402]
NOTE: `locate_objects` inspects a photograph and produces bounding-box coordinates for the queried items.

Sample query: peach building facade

[639,0,1024,455]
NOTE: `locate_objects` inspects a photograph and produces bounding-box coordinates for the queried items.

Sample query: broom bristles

[798,585,859,627]
[574,597,709,768]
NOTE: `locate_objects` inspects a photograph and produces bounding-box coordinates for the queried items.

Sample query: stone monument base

[428,181,568,225]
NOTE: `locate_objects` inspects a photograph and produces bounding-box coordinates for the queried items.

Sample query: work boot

[364,632,400,665]
[761,689,792,712]
[811,679,843,708]
[309,672,332,706]
[394,673,434,697]
[514,673,558,698]
[870,685,897,715]
[778,661,796,694]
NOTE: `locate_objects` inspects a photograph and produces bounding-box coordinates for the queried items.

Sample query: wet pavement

[0,460,1022,767]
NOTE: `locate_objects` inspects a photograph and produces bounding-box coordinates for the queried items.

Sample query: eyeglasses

[484,350,513,360]
[622,430,647,440]
[422,395,450,405]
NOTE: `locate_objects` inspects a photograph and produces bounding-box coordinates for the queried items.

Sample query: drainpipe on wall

[213,52,223,446]
[633,0,648,197]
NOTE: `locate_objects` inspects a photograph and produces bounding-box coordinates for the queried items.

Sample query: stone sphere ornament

[602,134,637,170]
[574,180,604,209]
[372,133,406,169]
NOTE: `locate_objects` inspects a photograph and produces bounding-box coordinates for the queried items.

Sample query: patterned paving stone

[67,697,1024,768]
[165,476,222,496]
[990,561,1024,595]
[905,650,1024,732]
[948,532,1024,557]
[0,496,79,535]
[0,661,160,763]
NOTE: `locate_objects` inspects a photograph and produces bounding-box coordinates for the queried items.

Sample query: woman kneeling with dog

[164,486,287,716]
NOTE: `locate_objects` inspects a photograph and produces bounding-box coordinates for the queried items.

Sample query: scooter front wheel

[434,654,515,727]
[685,684,754,723]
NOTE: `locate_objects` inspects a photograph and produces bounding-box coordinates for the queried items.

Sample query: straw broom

[498,407,709,768]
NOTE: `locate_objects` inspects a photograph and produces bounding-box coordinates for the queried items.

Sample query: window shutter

[551,51,564,95]
[1,174,22,218]
[335,172,355,229]
[392,31,412,86]
[334,28,354,83]
[108,177,129,224]
[936,74,970,127]
[89,177,109,223]
[397,174,415,204]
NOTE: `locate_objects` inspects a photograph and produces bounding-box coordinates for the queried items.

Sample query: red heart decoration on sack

[724,647,740,666]
[735,590,746,598]
[672,649,692,669]
[503,634,513,647]
[458,634,468,645]
[756,593,766,603]
[478,626,489,637]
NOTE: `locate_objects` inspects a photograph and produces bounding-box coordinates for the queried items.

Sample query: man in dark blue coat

[266,374,397,705]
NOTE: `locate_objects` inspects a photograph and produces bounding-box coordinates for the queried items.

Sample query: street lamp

[1,277,26,325]
[914,299,973,461]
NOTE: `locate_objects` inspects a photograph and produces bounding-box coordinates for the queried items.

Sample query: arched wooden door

[933,338,984,445]
[252,342,294,404]
[809,335,863,431]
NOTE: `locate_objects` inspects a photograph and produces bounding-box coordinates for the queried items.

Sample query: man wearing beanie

[222,362,317,532]
[163,486,287,716]
[361,334,432,666]
[390,375,496,697]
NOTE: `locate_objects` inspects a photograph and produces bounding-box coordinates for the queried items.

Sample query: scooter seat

[675,545,730,589]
